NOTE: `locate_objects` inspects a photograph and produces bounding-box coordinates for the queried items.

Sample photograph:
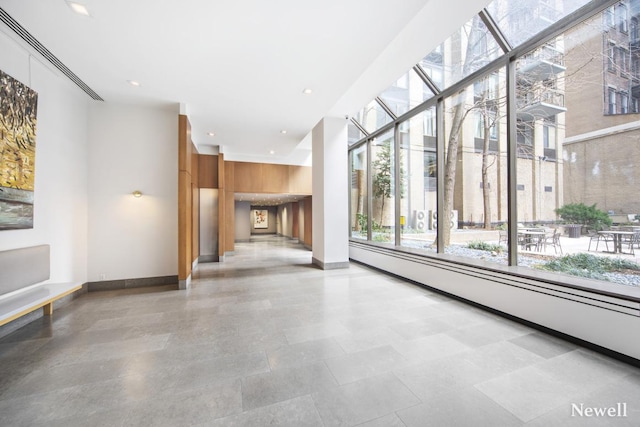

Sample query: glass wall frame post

[366,140,373,241]
[394,123,402,247]
[436,98,445,253]
[507,57,518,266]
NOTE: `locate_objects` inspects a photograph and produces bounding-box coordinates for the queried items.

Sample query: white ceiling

[0,0,489,165]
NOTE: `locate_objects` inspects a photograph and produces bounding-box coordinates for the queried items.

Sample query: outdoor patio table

[598,230,635,254]
[517,229,546,252]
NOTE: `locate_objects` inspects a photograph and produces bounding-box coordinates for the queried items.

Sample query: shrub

[540,253,640,281]
[467,240,503,253]
[555,203,612,230]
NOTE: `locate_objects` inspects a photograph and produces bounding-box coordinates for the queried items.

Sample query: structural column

[311,117,349,269]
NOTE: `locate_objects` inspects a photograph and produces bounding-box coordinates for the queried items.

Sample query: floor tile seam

[471,365,589,424]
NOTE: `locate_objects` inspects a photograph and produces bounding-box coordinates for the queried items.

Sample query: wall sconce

[132,190,142,198]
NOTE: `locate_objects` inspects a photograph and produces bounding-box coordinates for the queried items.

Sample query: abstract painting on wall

[0,70,38,230]
[254,209,268,229]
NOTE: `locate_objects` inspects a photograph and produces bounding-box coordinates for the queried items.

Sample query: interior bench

[0,245,82,327]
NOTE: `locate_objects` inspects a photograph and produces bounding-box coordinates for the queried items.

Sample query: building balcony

[517,88,566,120]
[517,44,566,82]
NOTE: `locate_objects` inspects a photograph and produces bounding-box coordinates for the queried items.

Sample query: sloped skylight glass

[418,14,502,91]
[352,99,393,134]
[348,120,364,146]
[486,0,591,48]
[378,69,435,118]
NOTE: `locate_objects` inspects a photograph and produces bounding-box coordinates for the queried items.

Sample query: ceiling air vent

[0,7,103,101]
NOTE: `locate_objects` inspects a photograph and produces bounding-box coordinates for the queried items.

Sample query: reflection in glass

[487,0,590,48]
[419,15,501,90]
[350,144,368,240]
[378,69,434,118]
[442,70,509,264]
[400,108,437,253]
[371,131,395,244]
[352,99,393,134]
[348,120,364,146]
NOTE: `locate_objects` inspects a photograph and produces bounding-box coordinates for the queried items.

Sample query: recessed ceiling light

[207,132,215,137]
[302,88,313,94]
[269,150,275,155]
[127,80,141,87]
[67,1,90,16]
[280,130,287,134]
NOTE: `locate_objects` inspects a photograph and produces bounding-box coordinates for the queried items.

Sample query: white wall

[277,203,294,238]
[87,103,178,281]
[0,31,89,283]
[235,201,251,242]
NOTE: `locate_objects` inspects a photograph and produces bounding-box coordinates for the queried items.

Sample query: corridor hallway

[0,236,639,425]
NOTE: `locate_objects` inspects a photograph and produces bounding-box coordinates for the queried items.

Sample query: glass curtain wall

[350,143,368,240]
[400,107,437,253]
[371,130,395,244]
[349,0,640,291]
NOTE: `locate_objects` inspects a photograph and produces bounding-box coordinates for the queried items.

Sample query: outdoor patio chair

[587,229,611,252]
[543,229,563,255]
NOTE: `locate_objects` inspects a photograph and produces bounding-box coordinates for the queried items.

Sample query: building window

[620,91,629,113]
[632,17,639,43]
[544,186,553,192]
[607,42,616,72]
[608,87,617,114]
[617,4,628,33]
[543,120,556,149]
[619,47,628,74]
[632,96,639,113]
[605,6,615,28]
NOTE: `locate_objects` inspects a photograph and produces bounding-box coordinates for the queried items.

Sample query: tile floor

[0,235,639,426]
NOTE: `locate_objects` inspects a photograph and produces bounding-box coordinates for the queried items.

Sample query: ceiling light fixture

[127,80,141,87]
[67,1,90,16]
[302,88,313,94]
[280,130,287,134]
[207,132,215,137]
[269,150,275,155]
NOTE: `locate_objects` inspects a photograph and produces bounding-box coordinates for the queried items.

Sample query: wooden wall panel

[178,170,192,280]
[288,166,312,194]
[191,150,199,188]
[178,116,192,173]
[304,196,312,247]
[192,183,199,262]
[224,159,235,192]
[225,190,235,253]
[198,155,219,188]
[262,163,289,193]
[292,202,299,239]
[229,161,311,195]
[233,161,263,193]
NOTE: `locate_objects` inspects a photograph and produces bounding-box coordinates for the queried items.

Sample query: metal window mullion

[348,149,353,239]
[376,96,397,120]
[394,123,401,246]
[479,8,512,54]
[350,117,369,137]
[367,140,373,242]
[507,58,518,266]
[413,65,441,96]
[436,98,445,253]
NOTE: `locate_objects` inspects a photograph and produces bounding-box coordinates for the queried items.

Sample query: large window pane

[371,130,395,244]
[348,120,364,146]
[487,0,591,48]
[443,70,509,264]
[379,69,434,118]
[400,108,437,253]
[516,2,640,288]
[419,15,502,90]
[350,144,368,240]
[352,99,393,134]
